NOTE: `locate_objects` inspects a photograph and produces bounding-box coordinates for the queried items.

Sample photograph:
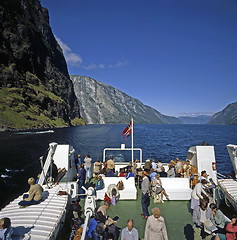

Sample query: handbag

[117,180,124,190]
[154,194,162,203]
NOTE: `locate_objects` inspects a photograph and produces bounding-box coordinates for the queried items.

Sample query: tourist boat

[78,143,221,240]
[0,139,233,239]
[216,144,237,212]
[0,142,78,240]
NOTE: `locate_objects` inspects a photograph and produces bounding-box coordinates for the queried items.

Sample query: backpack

[117,180,124,190]
[73,228,83,240]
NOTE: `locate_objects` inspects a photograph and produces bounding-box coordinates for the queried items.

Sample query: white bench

[96,177,137,200]
[159,177,192,200]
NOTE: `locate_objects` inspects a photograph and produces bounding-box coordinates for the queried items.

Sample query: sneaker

[166,196,170,201]
[161,200,164,203]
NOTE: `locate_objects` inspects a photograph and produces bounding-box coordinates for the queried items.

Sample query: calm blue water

[0,124,236,207]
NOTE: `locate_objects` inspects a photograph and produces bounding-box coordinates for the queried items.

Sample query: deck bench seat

[159,177,192,200]
[96,177,137,200]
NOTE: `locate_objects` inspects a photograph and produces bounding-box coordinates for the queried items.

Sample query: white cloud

[83,61,128,70]
[109,60,129,68]
[83,63,106,70]
[56,37,83,66]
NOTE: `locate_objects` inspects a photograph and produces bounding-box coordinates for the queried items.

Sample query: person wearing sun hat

[18,177,43,207]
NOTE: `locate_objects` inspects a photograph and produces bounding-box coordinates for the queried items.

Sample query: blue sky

[41,0,237,116]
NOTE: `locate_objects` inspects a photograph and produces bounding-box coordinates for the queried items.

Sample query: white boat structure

[0,142,78,240]
[216,144,237,211]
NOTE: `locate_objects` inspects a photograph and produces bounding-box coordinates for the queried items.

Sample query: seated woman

[159,167,167,177]
[167,164,175,178]
[210,203,225,231]
[95,175,104,192]
[119,168,126,177]
[94,158,102,176]
[18,177,43,207]
[107,184,120,205]
[225,215,237,240]
[152,174,169,203]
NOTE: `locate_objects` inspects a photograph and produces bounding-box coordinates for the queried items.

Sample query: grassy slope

[0,72,85,130]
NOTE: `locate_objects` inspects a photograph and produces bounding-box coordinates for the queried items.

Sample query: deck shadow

[41,190,49,202]
[184,224,194,240]
[187,200,193,214]
[12,226,34,239]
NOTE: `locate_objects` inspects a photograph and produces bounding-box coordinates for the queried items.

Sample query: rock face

[208,102,237,125]
[71,75,182,124]
[0,0,84,130]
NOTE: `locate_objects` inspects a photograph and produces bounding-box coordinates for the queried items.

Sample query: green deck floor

[81,186,194,240]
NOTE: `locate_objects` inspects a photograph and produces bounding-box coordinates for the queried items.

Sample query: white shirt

[191,182,207,200]
[200,208,207,223]
[152,162,157,171]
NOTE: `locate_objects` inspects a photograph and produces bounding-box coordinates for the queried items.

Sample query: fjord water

[0,124,236,208]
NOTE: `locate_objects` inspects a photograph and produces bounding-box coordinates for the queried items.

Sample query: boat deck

[81,186,194,240]
[0,185,68,240]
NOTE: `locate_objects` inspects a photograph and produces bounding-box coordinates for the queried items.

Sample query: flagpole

[131,116,134,164]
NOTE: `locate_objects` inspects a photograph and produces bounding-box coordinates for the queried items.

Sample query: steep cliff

[0,0,84,130]
[71,75,182,124]
[208,102,237,125]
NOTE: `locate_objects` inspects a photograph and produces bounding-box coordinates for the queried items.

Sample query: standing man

[151,160,157,172]
[182,160,192,179]
[77,164,86,198]
[175,158,182,177]
[191,179,208,210]
[107,156,115,173]
[77,155,81,167]
[84,154,92,181]
[121,219,139,240]
[141,171,150,219]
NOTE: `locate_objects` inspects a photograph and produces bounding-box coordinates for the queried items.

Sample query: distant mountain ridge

[178,115,212,124]
[208,102,237,125]
[71,75,182,124]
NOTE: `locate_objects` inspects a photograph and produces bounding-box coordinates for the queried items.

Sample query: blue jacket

[78,168,86,181]
[96,180,104,190]
[87,218,98,238]
[125,172,135,179]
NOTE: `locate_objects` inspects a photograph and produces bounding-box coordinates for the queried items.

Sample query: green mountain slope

[208,102,237,125]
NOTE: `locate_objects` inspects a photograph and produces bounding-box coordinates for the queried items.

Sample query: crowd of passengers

[2,154,237,240]
[75,154,237,240]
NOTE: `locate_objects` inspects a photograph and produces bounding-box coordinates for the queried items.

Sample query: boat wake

[14,130,54,135]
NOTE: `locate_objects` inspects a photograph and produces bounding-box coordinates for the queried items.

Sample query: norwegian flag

[122,121,132,142]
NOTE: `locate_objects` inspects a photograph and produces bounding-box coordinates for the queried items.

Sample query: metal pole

[131,117,134,164]
[81,212,90,240]
[103,149,106,162]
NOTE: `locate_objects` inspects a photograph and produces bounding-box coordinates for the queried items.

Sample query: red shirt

[226,223,237,240]
[119,173,126,177]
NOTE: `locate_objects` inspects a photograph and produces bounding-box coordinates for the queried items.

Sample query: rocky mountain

[0,0,84,130]
[71,75,182,124]
[178,115,212,124]
[208,102,237,125]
